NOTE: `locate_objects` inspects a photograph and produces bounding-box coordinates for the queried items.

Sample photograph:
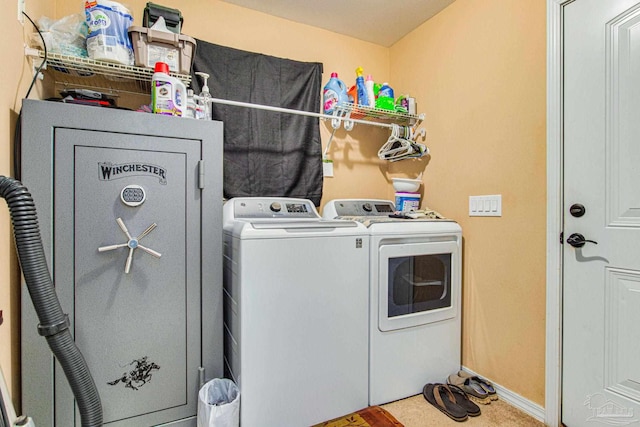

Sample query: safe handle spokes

[98,218,161,273]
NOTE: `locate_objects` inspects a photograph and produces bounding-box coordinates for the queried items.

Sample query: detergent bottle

[365,75,376,108]
[184,89,197,119]
[376,82,395,111]
[152,62,186,116]
[347,85,358,105]
[322,72,348,114]
[355,67,369,107]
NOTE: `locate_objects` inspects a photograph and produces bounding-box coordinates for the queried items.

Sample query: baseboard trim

[460,366,545,423]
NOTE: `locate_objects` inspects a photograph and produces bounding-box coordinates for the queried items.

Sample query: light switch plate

[322,159,334,177]
[469,194,502,216]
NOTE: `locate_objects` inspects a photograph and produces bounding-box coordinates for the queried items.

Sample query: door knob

[566,233,597,248]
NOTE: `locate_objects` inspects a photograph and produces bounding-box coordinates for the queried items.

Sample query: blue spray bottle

[355,67,369,107]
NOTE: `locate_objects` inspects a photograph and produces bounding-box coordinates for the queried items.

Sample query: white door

[563,0,640,425]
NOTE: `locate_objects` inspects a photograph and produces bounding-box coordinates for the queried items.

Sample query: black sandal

[422,383,468,422]
[447,384,481,417]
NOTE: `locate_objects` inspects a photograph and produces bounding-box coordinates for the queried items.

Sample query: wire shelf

[25,49,424,129]
[28,49,192,96]
[335,103,422,124]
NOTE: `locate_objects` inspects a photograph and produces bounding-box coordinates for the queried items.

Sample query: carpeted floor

[381,394,545,426]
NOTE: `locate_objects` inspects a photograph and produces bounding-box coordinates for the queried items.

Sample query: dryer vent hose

[0,176,103,427]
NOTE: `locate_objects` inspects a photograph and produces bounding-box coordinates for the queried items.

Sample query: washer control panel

[229,197,320,219]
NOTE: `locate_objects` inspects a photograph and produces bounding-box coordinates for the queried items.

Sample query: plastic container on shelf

[129,19,196,74]
[143,2,183,34]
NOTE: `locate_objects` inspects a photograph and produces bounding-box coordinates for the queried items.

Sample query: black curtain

[191,41,324,206]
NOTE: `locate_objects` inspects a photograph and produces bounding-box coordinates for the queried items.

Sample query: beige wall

[0,0,546,409]
[1,0,54,403]
[391,0,547,405]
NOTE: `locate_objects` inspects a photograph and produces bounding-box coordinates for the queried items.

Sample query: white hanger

[378,124,429,162]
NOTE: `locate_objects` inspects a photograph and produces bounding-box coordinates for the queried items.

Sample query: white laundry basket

[197,378,240,427]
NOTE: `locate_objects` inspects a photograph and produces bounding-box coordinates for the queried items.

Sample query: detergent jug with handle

[323,72,348,114]
[151,61,186,116]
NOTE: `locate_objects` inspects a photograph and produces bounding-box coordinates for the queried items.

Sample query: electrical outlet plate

[18,0,25,24]
[469,194,502,217]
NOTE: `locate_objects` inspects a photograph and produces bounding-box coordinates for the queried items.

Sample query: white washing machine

[223,197,369,427]
[323,199,462,405]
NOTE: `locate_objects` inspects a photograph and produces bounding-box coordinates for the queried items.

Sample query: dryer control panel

[323,199,395,218]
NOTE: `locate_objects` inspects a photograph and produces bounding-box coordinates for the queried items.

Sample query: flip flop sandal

[447,374,491,405]
[422,383,468,422]
[458,371,498,401]
[447,384,481,417]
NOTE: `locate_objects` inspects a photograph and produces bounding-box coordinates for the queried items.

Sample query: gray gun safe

[20,100,223,426]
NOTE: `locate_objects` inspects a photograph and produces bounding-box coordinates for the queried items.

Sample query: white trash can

[197,378,240,427]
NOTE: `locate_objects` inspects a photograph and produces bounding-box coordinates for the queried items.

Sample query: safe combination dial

[98,217,162,273]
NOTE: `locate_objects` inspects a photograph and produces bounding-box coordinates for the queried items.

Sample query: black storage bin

[143,2,183,34]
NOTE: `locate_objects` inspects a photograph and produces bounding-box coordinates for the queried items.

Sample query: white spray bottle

[195,72,212,120]
[365,74,376,108]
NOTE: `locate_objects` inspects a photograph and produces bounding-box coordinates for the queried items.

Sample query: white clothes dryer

[323,199,462,405]
[223,197,369,427]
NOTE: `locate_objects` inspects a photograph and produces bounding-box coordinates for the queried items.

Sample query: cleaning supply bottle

[184,89,197,119]
[152,61,186,116]
[347,85,358,105]
[355,67,369,107]
[374,82,382,99]
[376,82,395,111]
[395,94,408,113]
[322,72,348,114]
[365,75,376,108]
[195,72,212,120]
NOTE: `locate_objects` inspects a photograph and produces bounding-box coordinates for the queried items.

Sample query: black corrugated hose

[0,176,103,427]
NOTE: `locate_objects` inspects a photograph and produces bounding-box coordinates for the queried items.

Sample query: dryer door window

[388,253,451,316]
[379,241,459,332]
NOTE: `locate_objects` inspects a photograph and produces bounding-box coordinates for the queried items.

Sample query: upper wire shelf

[24,48,423,130]
[335,103,422,124]
[25,48,192,96]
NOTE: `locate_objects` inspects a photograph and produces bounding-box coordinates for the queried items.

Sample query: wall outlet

[469,194,502,217]
[18,0,25,24]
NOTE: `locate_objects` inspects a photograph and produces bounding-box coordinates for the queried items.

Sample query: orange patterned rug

[312,406,404,427]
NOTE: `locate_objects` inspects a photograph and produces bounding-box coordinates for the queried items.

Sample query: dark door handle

[566,233,598,248]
